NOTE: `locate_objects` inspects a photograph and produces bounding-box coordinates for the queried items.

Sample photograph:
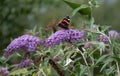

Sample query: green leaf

[104,68,115,75]
[90,17,95,26]
[98,42,105,55]
[113,57,120,63]
[63,0,91,17]
[100,58,114,72]
[63,0,81,9]
[80,66,87,76]
[10,68,28,75]
[71,4,90,17]
[95,55,109,65]
[25,69,36,75]
[70,73,75,76]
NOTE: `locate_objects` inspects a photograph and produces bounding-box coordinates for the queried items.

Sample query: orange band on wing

[63,20,70,25]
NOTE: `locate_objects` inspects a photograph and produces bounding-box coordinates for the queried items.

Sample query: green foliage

[0,0,41,50]
[0,0,120,76]
[63,0,91,17]
[10,68,28,75]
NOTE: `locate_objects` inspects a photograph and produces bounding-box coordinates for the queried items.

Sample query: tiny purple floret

[91,24,97,30]
[15,59,33,69]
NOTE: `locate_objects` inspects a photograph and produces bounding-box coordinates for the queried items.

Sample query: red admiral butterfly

[58,16,70,29]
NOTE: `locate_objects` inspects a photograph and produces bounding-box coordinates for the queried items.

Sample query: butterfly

[58,16,70,29]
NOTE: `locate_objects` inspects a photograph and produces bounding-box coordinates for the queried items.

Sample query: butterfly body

[58,16,70,29]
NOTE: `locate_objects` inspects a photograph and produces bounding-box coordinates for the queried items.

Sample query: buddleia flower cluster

[96,35,109,44]
[44,29,84,47]
[108,30,119,40]
[4,34,42,58]
[96,30,119,43]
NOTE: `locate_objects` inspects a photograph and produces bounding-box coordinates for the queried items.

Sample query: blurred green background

[0,0,120,51]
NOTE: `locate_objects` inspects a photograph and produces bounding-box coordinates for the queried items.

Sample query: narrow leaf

[100,58,114,72]
[95,55,109,65]
[63,0,91,17]
[63,0,81,9]
[71,5,89,17]
[10,68,28,75]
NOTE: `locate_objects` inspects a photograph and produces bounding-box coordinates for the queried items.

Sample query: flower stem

[49,59,65,76]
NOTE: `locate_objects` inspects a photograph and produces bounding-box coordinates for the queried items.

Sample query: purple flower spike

[0,67,9,76]
[16,59,33,69]
[108,30,119,40]
[97,35,109,44]
[44,29,84,47]
[4,34,42,58]
[44,29,69,47]
[68,29,84,43]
